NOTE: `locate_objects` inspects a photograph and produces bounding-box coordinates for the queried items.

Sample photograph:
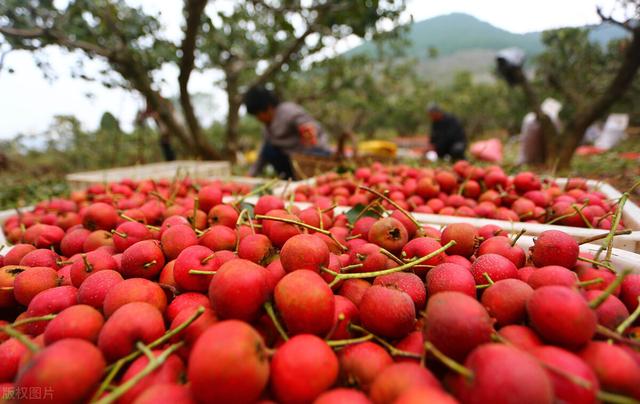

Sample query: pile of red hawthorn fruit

[0,174,639,404]
[290,161,621,229]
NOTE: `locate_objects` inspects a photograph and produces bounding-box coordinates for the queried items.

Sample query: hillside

[345,13,628,83]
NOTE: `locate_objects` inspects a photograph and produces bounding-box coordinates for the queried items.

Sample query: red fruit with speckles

[339,279,371,307]
[120,239,165,279]
[451,344,553,404]
[527,266,578,289]
[189,320,269,404]
[118,349,185,404]
[207,204,239,228]
[209,259,270,322]
[360,285,415,339]
[481,279,534,326]
[197,185,223,214]
[315,389,372,404]
[165,292,211,323]
[26,285,78,335]
[70,249,118,287]
[77,270,123,310]
[13,266,60,306]
[369,363,441,404]
[531,230,579,269]
[199,225,237,252]
[374,272,426,311]
[14,339,105,403]
[498,325,543,351]
[425,263,476,298]
[102,277,167,317]
[238,234,276,266]
[173,245,221,292]
[338,342,393,392]
[579,341,640,399]
[43,304,104,345]
[470,253,518,286]
[112,221,152,253]
[3,244,35,266]
[82,202,119,231]
[585,290,629,330]
[423,291,493,361]
[275,270,334,336]
[401,237,445,278]
[328,295,359,340]
[270,334,338,404]
[527,286,596,348]
[477,236,526,268]
[441,223,478,257]
[280,234,330,273]
[394,386,458,404]
[98,302,165,361]
[368,217,408,254]
[531,345,599,404]
[161,224,198,260]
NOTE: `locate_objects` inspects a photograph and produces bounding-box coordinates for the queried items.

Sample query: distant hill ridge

[347,12,627,60]
[344,13,628,83]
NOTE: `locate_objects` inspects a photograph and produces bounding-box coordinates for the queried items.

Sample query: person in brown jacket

[243,85,330,179]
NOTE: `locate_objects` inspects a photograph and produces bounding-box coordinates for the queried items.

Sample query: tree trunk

[225,74,242,161]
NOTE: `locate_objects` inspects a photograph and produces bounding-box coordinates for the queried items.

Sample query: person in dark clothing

[427,103,467,160]
[136,102,177,161]
[244,85,330,179]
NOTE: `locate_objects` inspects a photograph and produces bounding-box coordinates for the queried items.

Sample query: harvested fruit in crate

[289,161,623,229]
[0,181,639,403]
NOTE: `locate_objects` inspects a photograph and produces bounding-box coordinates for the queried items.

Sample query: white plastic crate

[66,160,231,191]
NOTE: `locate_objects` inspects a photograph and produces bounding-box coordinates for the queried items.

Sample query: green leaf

[345,203,378,225]
[240,202,255,217]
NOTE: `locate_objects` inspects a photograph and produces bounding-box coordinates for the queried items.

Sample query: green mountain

[345,13,628,83]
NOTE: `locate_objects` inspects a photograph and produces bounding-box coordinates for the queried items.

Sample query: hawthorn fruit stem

[348,324,422,359]
[327,334,374,347]
[379,248,404,265]
[324,241,455,288]
[11,314,57,327]
[588,269,631,309]
[603,180,639,264]
[188,269,217,275]
[234,178,280,206]
[143,260,157,269]
[264,301,289,342]
[510,229,527,246]
[255,214,348,251]
[359,186,425,237]
[579,230,632,245]
[190,196,199,231]
[424,341,474,380]
[596,390,640,404]
[103,306,204,373]
[483,273,495,285]
[0,325,39,353]
[94,341,184,404]
[595,325,640,348]
[575,278,604,287]
[616,297,640,335]
[572,204,593,228]
[577,256,616,273]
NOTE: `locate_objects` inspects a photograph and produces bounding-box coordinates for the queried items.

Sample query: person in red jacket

[244,85,330,179]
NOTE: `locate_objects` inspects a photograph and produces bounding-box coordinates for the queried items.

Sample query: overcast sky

[0,0,620,139]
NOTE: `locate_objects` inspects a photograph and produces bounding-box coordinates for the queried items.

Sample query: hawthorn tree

[0,0,406,160]
[506,2,640,168]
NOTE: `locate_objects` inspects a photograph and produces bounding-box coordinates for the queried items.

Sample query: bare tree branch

[596,6,636,32]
